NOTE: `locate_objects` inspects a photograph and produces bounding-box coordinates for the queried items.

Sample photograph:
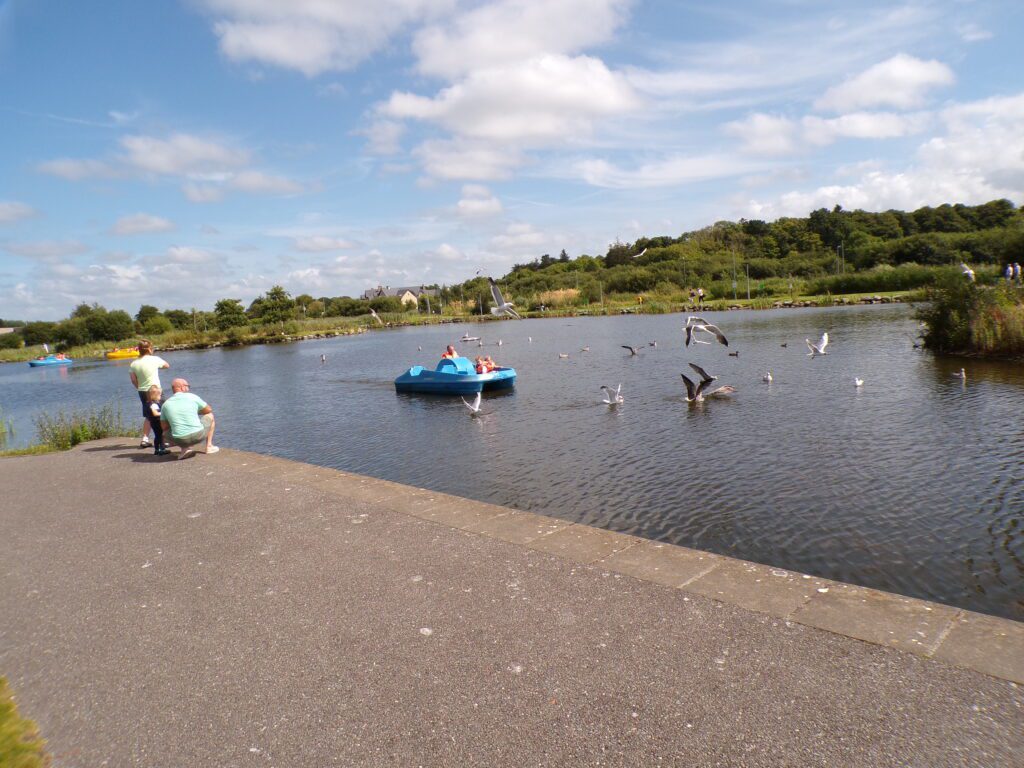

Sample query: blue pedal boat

[28,355,73,367]
[394,356,516,395]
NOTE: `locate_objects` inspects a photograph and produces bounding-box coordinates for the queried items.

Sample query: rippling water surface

[2,304,1022,620]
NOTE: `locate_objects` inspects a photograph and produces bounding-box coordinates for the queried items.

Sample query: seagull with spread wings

[461,392,482,416]
[806,332,829,357]
[684,316,728,347]
[680,363,736,402]
[600,384,624,406]
[369,307,384,326]
[488,278,521,319]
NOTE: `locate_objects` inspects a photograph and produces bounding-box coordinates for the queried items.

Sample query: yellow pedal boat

[105,347,140,360]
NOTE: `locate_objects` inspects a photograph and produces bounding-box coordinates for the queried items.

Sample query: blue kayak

[28,355,73,367]
[395,356,516,394]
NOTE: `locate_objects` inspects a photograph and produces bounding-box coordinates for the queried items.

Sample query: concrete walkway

[1,439,1021,767]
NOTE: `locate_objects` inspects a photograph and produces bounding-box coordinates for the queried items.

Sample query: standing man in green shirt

[160,378,218,460]
[129,339,169,449]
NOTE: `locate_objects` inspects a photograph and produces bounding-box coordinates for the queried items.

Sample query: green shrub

[33,404,134,451]
[0,333,23,350]
[0,676,50,767]
[142,316,173,335]
[918,278,1024,355]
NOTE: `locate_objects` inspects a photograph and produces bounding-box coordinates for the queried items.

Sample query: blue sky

[1,0,1022,319]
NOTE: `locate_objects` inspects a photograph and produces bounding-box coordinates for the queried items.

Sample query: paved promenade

[1,439,1021,767]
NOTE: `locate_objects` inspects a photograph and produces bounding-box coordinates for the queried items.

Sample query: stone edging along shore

[215,447,1023,686]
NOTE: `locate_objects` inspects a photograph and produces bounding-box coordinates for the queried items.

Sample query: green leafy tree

[135,305,160,325]
[70,302,101,319]
[55,317,89,347]
[604,241,633,267]
[0,332,22,350]
[142,315,173,335]
[19,321,57,346]
[214,299,249,330]
[259,285,294,325]
[163,309,191,329]
[306,299,325,317]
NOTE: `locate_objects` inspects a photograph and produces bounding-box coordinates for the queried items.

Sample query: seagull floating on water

[806,332,829,357]
[580,346,590,352]
[854,378,864,387]
[600,384,624,406]
[461,392,482,416]
[320,354,326,363]
[762,372,773,383]
[951,368,966,380]
[648,341,657,347]
[684,316,728,347]
[558,353,569,359]
[488,277,521,319]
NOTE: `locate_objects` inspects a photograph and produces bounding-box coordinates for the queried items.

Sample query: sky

[1,0,1022,320]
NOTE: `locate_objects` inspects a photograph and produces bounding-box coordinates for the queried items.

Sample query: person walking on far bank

[129,340,169,449]
[1005,264,1014,282]
[1014,263,1021,282]
[697,287,705,307]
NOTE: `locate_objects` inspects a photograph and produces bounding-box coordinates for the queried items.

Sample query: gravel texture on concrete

[1,440,1021,767]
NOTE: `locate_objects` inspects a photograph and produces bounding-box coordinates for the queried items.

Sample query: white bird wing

[700,323,728,346]
[488,278,506,308]
[806,338,817,353]
[505,306,522,319]
[462,392,481,412]
[819,332,829,352]
[369,307,383,325]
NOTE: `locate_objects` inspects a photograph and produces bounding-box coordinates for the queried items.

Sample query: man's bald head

[171,378,189,393]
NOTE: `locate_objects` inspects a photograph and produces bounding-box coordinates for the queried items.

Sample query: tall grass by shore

[0,677,50,767]
[918,278,1024,357]
[32,403,136,451]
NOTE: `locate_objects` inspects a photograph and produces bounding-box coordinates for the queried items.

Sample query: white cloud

[385,55,639,144]
[111,213,174,235]
[957,23,992,43]
[294,236,355,252]
[360,120,405,155]
[726,111,931,155]
[412,0,631,79]
[197,0,455,76]
[490,222,547,251]
[3,240,88,262]
[183,183,226,203]
[456,185,502,217]
[573,153,762,189]
[742,93,1024,218]
[166,246,213,264]
[37,158,116,180]
[229,170,303,195]
[0,201,37,224]
[120,133,250,176]
[816,54,954,112]
[414,140,525,181]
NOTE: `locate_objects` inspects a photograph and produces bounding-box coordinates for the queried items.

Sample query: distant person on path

[1014,263,1021,282]
[129,340,169,449]
[1005,264,1014,282]
[697,287,705,306]
[159,378,218,460]
[145,385,169,456]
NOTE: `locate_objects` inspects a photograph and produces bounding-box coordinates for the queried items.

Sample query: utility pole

[746,263,751,301]
[732,250,738,301]
[191,307,197,333]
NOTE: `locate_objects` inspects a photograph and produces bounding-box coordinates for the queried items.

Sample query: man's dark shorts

[137,390,150,417]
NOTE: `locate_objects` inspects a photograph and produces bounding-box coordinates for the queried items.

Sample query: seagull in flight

[488,278,521,319]
[960,262,976,281]
[684,316,728,347]
[461,392,482,416]
[622,345,642,356]
[369,307,384,326]
[806,332,829,357]
[600,384,624,406]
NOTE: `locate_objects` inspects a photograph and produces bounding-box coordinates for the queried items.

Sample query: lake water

[2,304,1022,621]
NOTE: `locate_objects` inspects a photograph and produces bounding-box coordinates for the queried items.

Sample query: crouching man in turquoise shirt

[160,378,219,460]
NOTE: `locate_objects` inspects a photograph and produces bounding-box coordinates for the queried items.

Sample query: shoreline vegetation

[1,199,1020,363]
[0,677,50,767]
[919,279,1024,358]
[0,403,135,457]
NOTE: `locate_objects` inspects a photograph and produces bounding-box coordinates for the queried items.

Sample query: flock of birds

[365,275,967,418]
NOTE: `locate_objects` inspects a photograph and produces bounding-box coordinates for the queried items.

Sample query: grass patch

[919,278,1024,356]
[0,445,55,458]
[0,677,50,767]
[33,403,136,451]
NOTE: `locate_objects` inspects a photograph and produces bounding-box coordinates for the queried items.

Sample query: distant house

[0,328,14,335]
[361,285,439,306]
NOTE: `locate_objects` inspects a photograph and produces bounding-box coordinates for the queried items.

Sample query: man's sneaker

[205,445,220,454]
[140,438,151,448]
[178,448,196,460]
